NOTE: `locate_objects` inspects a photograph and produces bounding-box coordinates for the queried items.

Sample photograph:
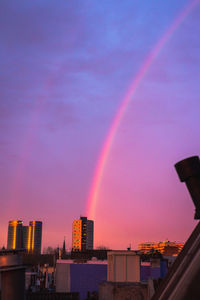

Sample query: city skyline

[2,217,185,251]
[7,219,42,253]
[0,0,200,249]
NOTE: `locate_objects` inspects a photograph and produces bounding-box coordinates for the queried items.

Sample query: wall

[56,263,70,293]
[70,264,107,300]
[108,251,140,282]
[99,281,148,300]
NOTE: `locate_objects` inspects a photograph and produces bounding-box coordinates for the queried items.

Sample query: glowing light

[28,226,31,252]
[72,220,82,250]
[86,0,200,220]
[13,224,17,250]
[31,222,35,252]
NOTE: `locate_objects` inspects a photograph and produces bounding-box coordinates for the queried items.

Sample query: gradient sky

[0,0,200,250]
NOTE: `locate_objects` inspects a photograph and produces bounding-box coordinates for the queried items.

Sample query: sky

[0,0,200,250]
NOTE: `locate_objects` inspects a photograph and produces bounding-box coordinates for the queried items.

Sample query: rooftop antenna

[127,243,131,251]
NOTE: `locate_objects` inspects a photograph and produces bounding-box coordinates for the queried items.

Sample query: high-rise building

[72,216,94,251]
[28,221,42,254]
[23,225,30,250]
[86,219,94,250]
[7,220,23,250]
[7,220,42,253]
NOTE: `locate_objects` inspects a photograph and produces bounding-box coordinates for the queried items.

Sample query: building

[71,249,109,260]
[25,221,42,254]
[138,241,184,256]
[72,217,94,251]
[151,222,200,299]
[99,251,147,300]
[56,259,107,300]
[107,251,140,282]
[7,220,42,254]
[140,258,168,282]
[23,226,30,250]
[86,218,93,250]
[138,242,155,254]
[7,220,23,250]
[23,221,43,254]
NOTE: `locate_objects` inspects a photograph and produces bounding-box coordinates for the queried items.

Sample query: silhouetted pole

[0,255,25,300]
[175,156,200,219]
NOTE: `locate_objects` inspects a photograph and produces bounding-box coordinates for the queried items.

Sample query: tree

[43,246,56,254]
[96,245,110,250]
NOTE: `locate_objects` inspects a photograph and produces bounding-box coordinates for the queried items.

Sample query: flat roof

[57,259,107,265]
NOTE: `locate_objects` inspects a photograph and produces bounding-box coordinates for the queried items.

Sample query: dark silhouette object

[175,155,200,219]
[71,249,109,260]
[85,291,98,300]
[26,292,79,300]
[62,237,66,258]
[0,255,25,300]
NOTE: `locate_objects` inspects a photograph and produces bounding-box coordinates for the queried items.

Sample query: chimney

[175,156,200,219]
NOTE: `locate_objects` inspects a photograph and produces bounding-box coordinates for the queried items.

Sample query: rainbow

[86,0,199,220]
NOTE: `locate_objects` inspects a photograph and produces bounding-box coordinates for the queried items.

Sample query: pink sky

[0,0,200,250]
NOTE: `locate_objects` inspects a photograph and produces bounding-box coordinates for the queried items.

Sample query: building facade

[7,220,23,250]
[7,220,42,253]
[72,217,94,251]
[29,221,42,254]
[138,241,184,256]
[56,259,107,300]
